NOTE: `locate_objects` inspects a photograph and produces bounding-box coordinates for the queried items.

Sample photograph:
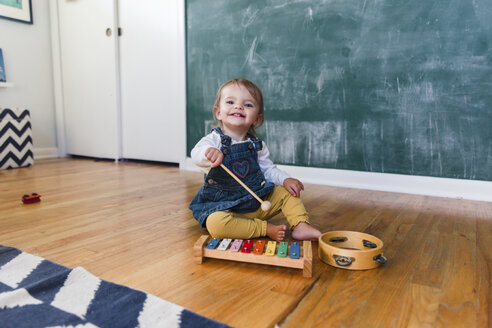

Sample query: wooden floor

[1,158,491,327]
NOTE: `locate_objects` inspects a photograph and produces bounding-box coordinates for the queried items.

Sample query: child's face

[215,83,262,134]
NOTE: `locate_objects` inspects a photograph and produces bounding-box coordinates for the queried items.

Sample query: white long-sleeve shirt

[191,130,290,186]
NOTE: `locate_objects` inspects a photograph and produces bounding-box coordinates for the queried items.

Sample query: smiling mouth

[230,113,245,118]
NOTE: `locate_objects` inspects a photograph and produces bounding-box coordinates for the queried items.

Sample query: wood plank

[396,283,442,327]
[476,201,492,328]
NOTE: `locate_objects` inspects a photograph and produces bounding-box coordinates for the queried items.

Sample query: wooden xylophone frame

[194,235,313,278]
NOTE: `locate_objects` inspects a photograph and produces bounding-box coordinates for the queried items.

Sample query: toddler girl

[189,78,321,241]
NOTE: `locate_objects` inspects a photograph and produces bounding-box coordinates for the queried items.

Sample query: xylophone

[194,235,312,277]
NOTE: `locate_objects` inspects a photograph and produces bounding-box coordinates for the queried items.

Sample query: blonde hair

[213,78,264,136]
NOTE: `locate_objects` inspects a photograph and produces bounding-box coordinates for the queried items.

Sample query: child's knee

[271,185,290,199]
[205,211,230,238]
[273,185,299,203]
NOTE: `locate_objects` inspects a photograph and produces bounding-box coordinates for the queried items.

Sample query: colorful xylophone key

[206,238,221,249]
[290,242,300,259]
[241,240,253,253]
[277,241,288,257]
[265,241,277,256]
[253,240,266,255]
[217,238,232,250]
[230,239,243,252]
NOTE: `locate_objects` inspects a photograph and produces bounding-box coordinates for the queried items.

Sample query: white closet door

[118,0,184,163]
[58,0,120,159]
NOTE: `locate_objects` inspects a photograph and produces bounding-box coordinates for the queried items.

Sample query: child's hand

[283,178,304,197]
[205,147,224,168]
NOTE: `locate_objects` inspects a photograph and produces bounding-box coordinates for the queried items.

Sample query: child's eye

[245,103,254,108]
[226,100,234,105]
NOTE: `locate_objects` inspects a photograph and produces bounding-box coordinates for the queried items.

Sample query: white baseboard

[33,147,59,159]
[182,157,492,202]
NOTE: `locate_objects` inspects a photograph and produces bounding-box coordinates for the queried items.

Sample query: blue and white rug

[0,245,229,328]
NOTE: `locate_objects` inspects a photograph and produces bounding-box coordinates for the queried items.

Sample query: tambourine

[318,231,387,270]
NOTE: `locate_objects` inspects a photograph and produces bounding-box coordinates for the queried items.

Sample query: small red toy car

[22,193,41,204]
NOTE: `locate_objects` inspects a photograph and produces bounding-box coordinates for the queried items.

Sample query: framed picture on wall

[0,49,6,82]
[0,0,33,24]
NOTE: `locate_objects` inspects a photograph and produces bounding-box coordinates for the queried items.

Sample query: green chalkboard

[186,0,492,181]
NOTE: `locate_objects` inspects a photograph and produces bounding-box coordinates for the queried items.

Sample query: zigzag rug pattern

[0,108,33,170]
[0,245,230,328]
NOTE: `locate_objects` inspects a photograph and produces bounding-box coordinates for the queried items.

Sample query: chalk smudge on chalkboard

[306,7,314,26]
[359,110,486,179]
[264,121,341,166]
[243,37,260,69]
[201,119,342,168]
[241,5,259,28]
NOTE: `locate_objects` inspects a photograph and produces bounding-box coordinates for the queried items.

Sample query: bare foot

[292,222,322,241]
[266,224,287,241]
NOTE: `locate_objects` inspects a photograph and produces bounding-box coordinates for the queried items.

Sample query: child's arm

[257,143,290,184]
[204,148,223,167]
[191,132,222,168]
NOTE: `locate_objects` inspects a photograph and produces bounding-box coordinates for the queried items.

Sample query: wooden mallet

[220,164,272,211]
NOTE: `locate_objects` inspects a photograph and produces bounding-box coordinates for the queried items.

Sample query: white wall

[0,0,58,158]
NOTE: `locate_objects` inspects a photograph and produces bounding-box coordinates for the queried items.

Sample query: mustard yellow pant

[205,186,310,239]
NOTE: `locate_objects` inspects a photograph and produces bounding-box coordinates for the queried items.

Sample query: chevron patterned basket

[0,108,34,170]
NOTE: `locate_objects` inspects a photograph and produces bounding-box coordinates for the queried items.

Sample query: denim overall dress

[189,128,275,227]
